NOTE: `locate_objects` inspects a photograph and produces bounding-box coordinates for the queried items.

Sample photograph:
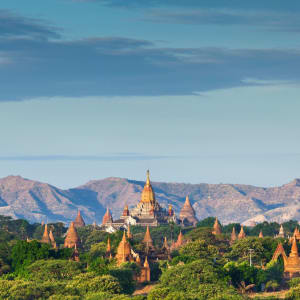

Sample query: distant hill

[0,175,300,225]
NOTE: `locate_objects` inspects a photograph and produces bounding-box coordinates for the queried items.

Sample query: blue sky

[0,0,299,188]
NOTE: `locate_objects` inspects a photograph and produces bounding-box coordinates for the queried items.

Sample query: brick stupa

[41,224,51,244]
[116,231,133,265]
[102,208,113,225]
[49,229,57,248]
[238,225,246,239]
[179,196,198,226]
[230,227,237,244]
[212,217,222,235]
[64,221,81,248]
[143,226,153,248]
[285,237,300,277]
[74,210,85,228]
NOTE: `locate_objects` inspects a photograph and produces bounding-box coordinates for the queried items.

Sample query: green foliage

[264,260,284,283]
[109,267,136,294]
[26,259,85,281]
[197,217,216,228]
[265,280,279,291]
[288,277,300,288]
[67,273,121,294]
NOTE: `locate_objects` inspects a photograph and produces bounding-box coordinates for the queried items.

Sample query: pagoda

[230,227,237,244]
[179,196,198,227]
[113,171,177,227]
[212,217,222,235]
[259,230,264,238]
[277,225,285,238]
[171,231,185,250]
[143,226,154,248]
[115,231,133,265]
[127,224,133,239]
[64,222,81,248]
[238,225,246,239]
[74,210,85,228]
[285,237,300,277]
[41,224,51,245]
[162,236,169,251]
[102,208,113,225]
[49,229,57,248]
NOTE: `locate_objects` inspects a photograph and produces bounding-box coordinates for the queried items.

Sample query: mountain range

[0,175,300,225]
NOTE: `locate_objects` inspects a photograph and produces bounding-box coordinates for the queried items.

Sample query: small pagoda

[230,227,237,244]
[49,229,57,248]
[238,225,246,239]
[143,226,154,248]
[212,217,222,235]
[41,224,51,245]
[179,196,198,227]
[285,237,300,277]
[115,231,134,265]
[74,210,85,228]
[64,221,81,249]
[102,208,113,225]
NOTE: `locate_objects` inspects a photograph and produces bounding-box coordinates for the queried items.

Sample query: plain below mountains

[0,175,300,225]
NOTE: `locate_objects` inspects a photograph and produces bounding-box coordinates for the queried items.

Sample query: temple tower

[49,229,57,248]
[230,227,237,244]
[106,237,111,254]
[238,225,246,240]
[285,237,300,277]
[115,231,133,265]
[277,225,285,238]
[41,224,51,244]
[212,217,222,235]
[179,196,198,226]
[74,210,85,228]
[259,230,264,238]
[143,226,153,248]
[102,208,113,225]
[127,224,133,239]
[64,221,81,248]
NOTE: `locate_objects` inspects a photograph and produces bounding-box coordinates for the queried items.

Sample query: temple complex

[179,196,198,227]
[64,221,81,249]
[212,217,222,235]
[108,171,177,228]
[238,225,246,239]
[41,224,51,244]
[74,210,85,228]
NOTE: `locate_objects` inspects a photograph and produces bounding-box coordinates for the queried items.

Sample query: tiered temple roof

[74,210,85,228]
[102,208,113,225]
[212,217,222,235]
[41,224,51,244]
[238,225,246,239]
[179,196,198,226]
[64,222,81,249]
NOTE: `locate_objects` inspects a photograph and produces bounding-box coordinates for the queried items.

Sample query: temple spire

[238,225,246,239]
[146,170,150,186]
[41,224,51,244]
[212,217,222,235]
[74,210,85,228]
[143,226,153,247]
[231,227,237,243]
[127,224,133,239]
[102,207,113,225]
[64,221,81,248]
[49,229,57,248]
[259,230,263,238]
[106,237,111,253]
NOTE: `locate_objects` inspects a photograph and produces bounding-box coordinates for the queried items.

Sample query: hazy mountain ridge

[0,175,300,224]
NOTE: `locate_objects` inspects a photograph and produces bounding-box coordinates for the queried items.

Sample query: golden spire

[163,236,169,249]
[212,217,222,235]
[41,224,51,244]
[146,170,150,186]
[143,226,153,246]
[259,230,263,238]
[106,237,111,253]
[127,224,133,239]
[291,237,299,257]
[231,227,237,243]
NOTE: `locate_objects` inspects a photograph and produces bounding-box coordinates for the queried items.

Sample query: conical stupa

[115,231,133,265]
[49,229,57,248]
[127,224,133,239]
[238,225,246,239]
[259,230,264,238]
[162,236,169,250]
[102,208,113,225]
[106,237,111,254]
[143,226,153,247]
[230,227,237,243]
[285,237,300,276]
[277,225,285,238]
[74,210,85,228]
[41,224,51,244]
[212,217,222,235]
[179,196,198,226]
[64,222,81,248]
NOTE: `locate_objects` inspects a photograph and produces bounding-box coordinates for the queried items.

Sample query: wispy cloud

[0,154,173,161]
[1,9,300,101]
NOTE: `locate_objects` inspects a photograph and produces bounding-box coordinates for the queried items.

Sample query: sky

[0,0,300,188]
